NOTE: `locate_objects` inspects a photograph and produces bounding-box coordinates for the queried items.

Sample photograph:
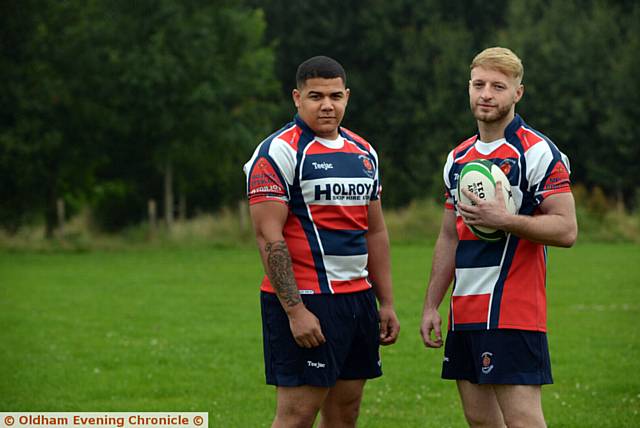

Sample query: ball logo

[481,351,494,374]
[359,155,375,178]
[457,159,517,241]
[467,182,486,201]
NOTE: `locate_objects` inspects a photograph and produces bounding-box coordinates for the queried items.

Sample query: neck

[316,130,339,140]
[477,111,515,142]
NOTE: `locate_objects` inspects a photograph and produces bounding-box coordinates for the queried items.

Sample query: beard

[471,101,513,124]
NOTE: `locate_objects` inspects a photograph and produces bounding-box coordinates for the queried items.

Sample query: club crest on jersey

[499,158,516,177]
[481,352,494,374]
[359,155,375,178]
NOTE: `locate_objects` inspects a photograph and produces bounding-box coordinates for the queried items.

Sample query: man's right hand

[287,303,326,348]
[420,308,443,348]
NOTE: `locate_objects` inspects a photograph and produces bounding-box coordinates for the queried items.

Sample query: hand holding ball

[456,160,517,241]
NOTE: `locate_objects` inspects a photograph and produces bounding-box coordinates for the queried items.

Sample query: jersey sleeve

[443,150,455,210]
[369,145,382,201]
[243,138,295,206]
[525,142,572,206]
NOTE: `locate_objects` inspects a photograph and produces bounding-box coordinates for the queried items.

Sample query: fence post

[238,200,249,232]
[56,198,65,236]
[148,199,157,239]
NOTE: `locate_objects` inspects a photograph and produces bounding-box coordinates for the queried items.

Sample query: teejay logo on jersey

[312,161,334,170]
[307,360,326,369]
[315,182,373,201]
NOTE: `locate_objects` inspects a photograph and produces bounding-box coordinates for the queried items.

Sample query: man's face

[469,66,523,124]
[292,77,349,139]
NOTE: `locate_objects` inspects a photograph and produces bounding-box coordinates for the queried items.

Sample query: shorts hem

[442,372,553,385]
[266,371,383,387]
[339,371,383,381]
[266,379,336,388]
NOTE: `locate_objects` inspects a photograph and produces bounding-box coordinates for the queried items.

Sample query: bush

[2,190,640,251]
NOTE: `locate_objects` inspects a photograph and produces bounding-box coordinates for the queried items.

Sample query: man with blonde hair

[420,47,577,427]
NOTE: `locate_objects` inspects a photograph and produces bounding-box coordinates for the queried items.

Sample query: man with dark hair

[295,55,347,88]
[244,55,400,427]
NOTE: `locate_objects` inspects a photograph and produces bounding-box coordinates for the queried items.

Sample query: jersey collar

[504,113,524,139]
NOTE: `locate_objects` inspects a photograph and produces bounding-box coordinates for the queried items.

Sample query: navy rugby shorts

[260,289,382,387]
[442,329,553,385]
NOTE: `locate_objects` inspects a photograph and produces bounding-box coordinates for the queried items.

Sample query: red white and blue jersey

[444,114,572,332]
[244,115,381,295]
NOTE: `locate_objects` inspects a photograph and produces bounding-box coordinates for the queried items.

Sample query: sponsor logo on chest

[314,182,372,201]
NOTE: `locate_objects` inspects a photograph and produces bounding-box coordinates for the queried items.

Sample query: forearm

[421,208,458,312]
[260,238,302,311]
[460,190,578,247]
[366,229,394,306]
[250,202,303,313]
[250,202,326,347]
[424,233,457,311]
[502,211,577,247]
[420,210,457,348]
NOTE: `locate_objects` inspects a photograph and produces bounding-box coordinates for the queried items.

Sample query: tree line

[1,0,638,237]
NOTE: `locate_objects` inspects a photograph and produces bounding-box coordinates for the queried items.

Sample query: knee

[320,398,361,427]
[274,403,319,428]
[502,409,545,428]
[335,402,360,425]
[463,408,505,428]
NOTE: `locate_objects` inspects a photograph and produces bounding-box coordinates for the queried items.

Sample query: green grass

[1,243,639,427]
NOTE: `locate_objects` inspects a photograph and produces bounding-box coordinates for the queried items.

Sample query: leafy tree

[500,0,640,207]
[0,0,111,236]
[97,0,280,229]
[1,0,280,233]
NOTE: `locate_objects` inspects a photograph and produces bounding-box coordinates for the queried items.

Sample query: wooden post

[148,199,157,239]
[616,187,625,214]
[56,198,65,236]
[179,193,187,222]
[164,159,174,229]
[238,199,249,231]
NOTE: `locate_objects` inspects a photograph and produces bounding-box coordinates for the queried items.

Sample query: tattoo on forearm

[264,240,301,307]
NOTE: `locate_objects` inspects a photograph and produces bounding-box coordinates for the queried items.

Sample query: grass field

[1,243,639,427]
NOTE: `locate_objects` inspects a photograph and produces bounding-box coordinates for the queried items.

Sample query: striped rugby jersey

[444,114,572,332]
[243,115,380,295]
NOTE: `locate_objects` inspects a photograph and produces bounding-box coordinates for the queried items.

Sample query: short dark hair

[296,56,346,88]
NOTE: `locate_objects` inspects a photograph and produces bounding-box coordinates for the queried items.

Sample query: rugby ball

[456,159,517,241]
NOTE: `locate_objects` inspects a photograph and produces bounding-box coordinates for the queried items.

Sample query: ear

[514,84,524,103]
[345,88,350,104]
[292,88,301,108]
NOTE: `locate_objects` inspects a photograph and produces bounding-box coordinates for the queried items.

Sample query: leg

[456,380,506,428]
[318,379,366,428]
[493,384,546,428]
[272,385,329,428]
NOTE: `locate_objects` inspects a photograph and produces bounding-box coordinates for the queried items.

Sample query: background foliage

[1,0,639,235]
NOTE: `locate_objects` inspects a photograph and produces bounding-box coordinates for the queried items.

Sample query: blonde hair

[471,47,524,83]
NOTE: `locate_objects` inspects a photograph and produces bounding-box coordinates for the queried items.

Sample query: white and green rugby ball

[456,159,517,241]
